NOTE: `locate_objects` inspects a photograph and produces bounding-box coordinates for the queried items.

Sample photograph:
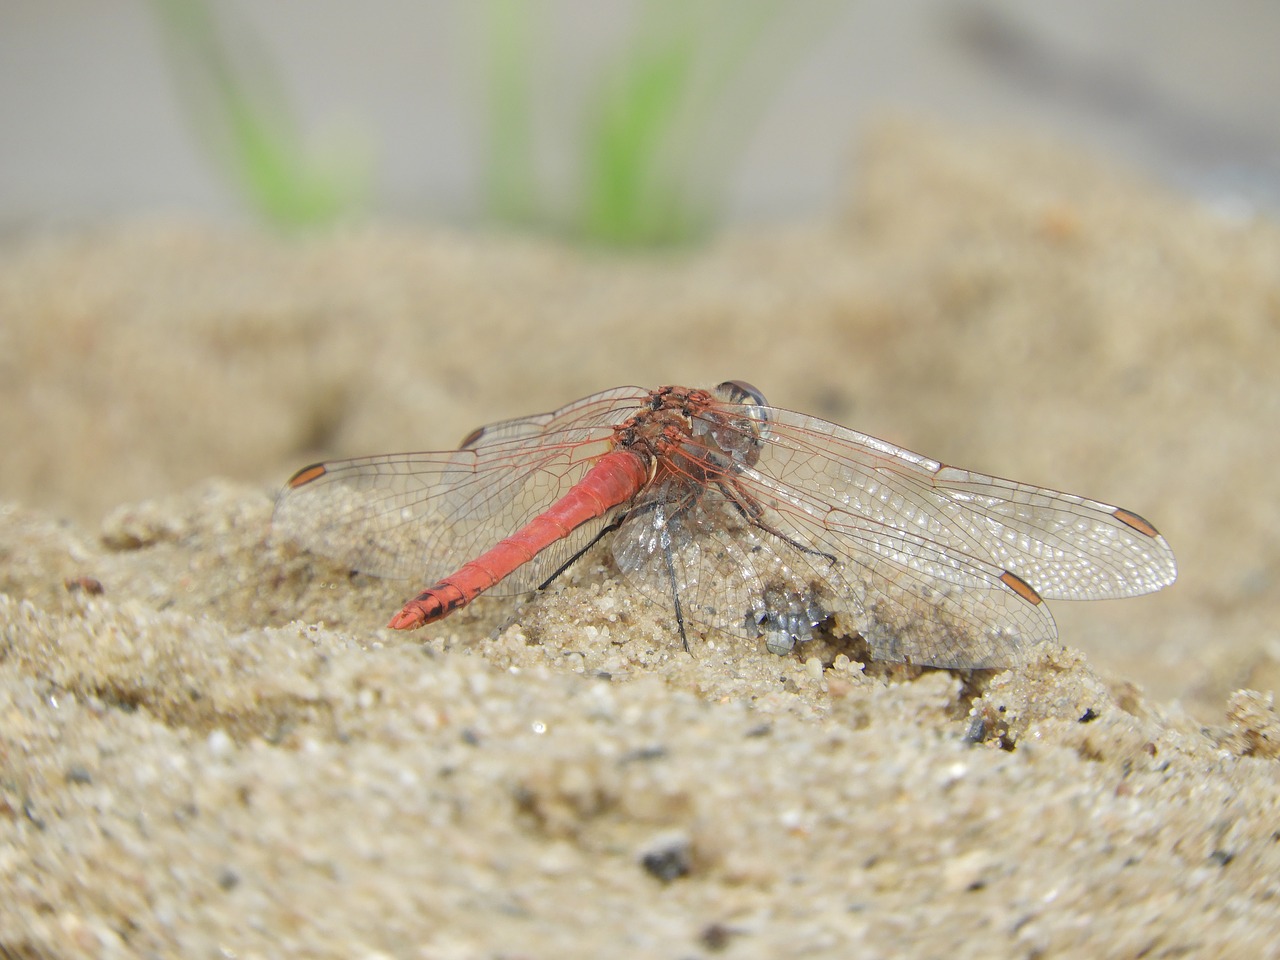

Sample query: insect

[274,382,1177,669]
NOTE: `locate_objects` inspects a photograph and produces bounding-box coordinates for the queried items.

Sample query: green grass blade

[478,0,541,226]
[575,0,844,247]
[148,0,369,228]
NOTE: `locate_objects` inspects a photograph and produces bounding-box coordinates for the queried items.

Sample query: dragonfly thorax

[612,385,767,487]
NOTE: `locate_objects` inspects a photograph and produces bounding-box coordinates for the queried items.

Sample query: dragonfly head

[714,380,767,409]
[702,381,770,469]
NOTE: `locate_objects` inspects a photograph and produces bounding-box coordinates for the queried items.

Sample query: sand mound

[4,122,1280,956]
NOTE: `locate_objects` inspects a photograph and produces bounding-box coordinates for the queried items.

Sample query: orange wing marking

[1000,570,1044,606]
[1111,508,1160,539]
[287,463,328,488]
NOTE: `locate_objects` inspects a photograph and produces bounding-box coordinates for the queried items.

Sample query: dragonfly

[273,382,1177,669]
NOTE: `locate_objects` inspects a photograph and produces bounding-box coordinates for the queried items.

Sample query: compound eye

[715,380,767,408]
[708,381,770,466]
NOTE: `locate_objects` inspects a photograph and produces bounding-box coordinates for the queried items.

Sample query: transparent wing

[611,479,1051,668]
[273,386,651,594]
[610,399,1176,669]
[745,406,1178,601]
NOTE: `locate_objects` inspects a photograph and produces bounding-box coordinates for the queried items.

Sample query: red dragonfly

[274,382,1177,669]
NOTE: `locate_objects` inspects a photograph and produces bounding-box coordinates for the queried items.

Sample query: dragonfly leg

[535,511,628,592]
[717,479,838,566]
[661,535,691,653]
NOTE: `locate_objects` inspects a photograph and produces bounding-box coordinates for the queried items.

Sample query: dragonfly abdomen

[387,449,649,629]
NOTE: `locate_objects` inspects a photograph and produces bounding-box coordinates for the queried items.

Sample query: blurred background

[3,0,1279,714]
[3,0,1279,238]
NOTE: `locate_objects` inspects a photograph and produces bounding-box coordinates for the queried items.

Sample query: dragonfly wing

[743,407,1178,602]
[458,386,648,449]
[610,394,1175,669]
[274,386,651,593]
[611,478,1053,669]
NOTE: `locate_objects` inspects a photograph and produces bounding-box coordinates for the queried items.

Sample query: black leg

[716,480,837,565]
[662,534,690,652]
[536,511,629,592]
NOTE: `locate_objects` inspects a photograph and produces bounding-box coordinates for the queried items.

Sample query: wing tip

[1111,507,1161,539]
[1112,507,1179,589]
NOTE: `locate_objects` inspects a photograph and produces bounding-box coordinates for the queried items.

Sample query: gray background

[4,0,1279,230]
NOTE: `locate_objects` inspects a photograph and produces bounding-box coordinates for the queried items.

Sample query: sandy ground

[3,121,1280,957]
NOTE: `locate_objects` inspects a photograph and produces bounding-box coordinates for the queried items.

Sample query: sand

[3,121,1280,957]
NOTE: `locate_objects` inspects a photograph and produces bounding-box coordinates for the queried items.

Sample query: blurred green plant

[479,0,542,229]
[150,0,840,244]
[480,0,844,247]
[149,0,369,229]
